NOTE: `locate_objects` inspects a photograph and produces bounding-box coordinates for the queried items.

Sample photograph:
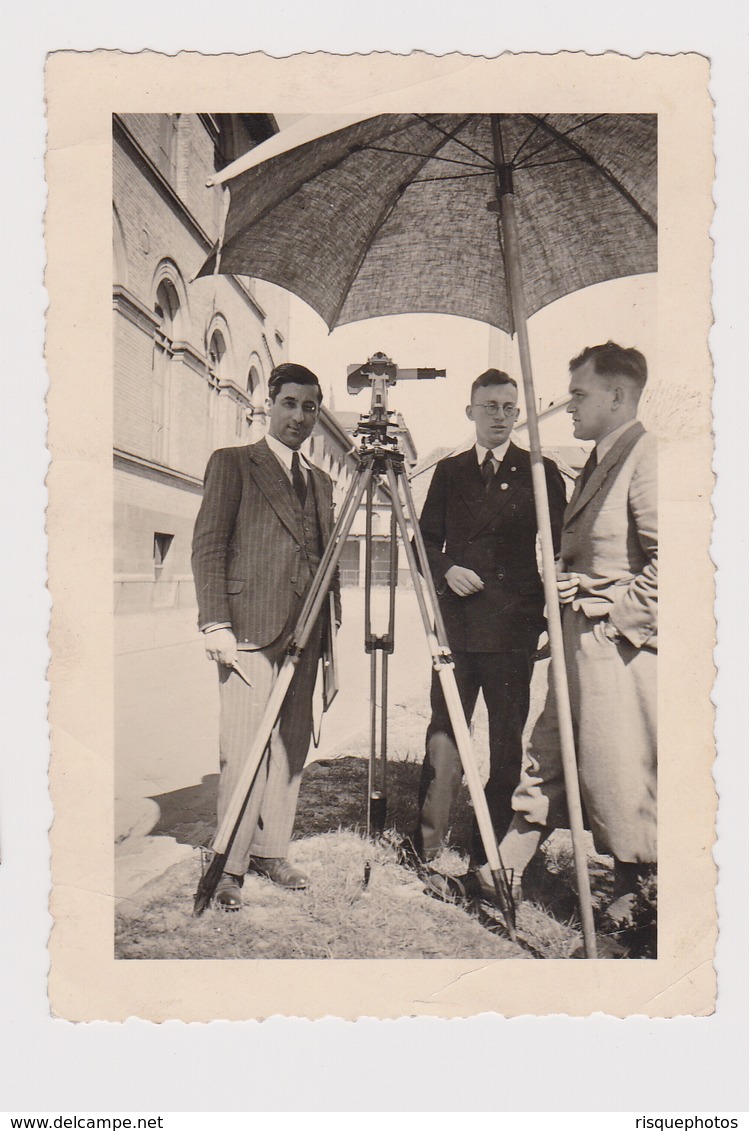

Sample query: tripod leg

[385,463,517,939]
[364,476,380,837]
[293,462,374,652]
[435,664,515,932]
[380,508,398,803]
[194,460,373,915]
[364,476,397,839]
[193,659,297,915]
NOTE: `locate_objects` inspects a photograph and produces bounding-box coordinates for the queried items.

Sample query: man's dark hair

[268,362,323,403]
[470,368,518,400]
[570,342,647,390]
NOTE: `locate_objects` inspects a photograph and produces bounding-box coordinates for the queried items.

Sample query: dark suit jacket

[192,438,340,649]
[419,442,567,652]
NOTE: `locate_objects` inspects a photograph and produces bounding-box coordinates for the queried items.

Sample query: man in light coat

[494,342,657,924]
[192,363,339,910]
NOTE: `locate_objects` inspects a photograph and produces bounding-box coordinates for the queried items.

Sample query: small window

[208,329,226,391]
[154,532,174,574]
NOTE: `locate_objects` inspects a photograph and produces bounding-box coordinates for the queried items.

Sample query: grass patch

[126,753,654,959]
[116,829,528,960]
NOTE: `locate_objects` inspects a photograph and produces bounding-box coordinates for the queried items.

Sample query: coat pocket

[226,579,245,594]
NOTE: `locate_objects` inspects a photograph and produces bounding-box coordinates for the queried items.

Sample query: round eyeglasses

[471,401,519,418]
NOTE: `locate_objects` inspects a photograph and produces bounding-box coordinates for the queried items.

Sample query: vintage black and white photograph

[47,51,715,1019]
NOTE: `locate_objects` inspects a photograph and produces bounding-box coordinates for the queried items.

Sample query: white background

[1,0,746,1114]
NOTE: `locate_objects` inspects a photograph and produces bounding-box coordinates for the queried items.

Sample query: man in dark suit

[497,343,657,925]
[414,368,566,877]
[192,363,339,910]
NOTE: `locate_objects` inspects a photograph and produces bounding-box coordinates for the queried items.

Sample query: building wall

[113,112,416,614]
[113,113,290,614]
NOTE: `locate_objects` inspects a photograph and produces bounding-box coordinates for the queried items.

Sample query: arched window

[207,327,229,446]
[152,278,181,462]
[244,359,267,441]
[207,328,227,388]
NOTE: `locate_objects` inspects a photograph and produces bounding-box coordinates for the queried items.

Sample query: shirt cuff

[202,622,232,633]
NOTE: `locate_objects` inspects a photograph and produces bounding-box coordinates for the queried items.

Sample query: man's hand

[555,571,580,605]
[203,627,239,666]
[445,565,485,597]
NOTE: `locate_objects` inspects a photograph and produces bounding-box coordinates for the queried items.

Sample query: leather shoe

[249,856,309,890]
[422,870,467,904]
[464,866,522,906]
[215,871,243,911]
[571,934,628,959]
[602,892,637,928]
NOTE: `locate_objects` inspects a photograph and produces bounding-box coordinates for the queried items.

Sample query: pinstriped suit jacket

[192,438,339,649]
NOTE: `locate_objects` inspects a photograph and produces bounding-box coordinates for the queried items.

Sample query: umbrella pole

[495,159,598,959]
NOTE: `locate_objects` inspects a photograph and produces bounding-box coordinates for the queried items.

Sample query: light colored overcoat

[513,420,658,863]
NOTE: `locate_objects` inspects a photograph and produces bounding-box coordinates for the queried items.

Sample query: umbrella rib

[218,116,457,249]
[326,125,475,329]
[519,115,657,230]
[410,171,494,184]
[518,156,586,170]
[414,113,496,168]
[509,114,550,165]
[515,114,609,165]
[362,144,490,171]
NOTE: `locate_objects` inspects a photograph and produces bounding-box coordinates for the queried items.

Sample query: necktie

[481,450,496,490]
[291,451,307,507]
[578,448,598,491]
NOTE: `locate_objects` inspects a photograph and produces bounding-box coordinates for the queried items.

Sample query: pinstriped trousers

[217,603,323,876]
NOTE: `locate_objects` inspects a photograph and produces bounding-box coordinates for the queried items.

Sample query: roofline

[515,393,571,430]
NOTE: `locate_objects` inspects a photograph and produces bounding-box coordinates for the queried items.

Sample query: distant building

[408,396,589,522]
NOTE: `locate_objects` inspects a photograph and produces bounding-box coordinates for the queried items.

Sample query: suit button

[496,569,505,580]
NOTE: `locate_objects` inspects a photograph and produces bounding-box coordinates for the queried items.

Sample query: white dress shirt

[264,431,311,482]
[594,417,639,462]
[475,438,512,470]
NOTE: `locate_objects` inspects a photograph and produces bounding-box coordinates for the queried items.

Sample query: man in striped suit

[192,363,340,910]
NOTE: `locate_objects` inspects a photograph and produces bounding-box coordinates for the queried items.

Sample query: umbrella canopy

[199,111,659,958]
[200,113,656,334]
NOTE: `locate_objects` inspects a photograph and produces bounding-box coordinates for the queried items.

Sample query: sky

[285,273,657,459]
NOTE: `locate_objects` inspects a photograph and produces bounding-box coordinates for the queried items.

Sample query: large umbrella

[200,113,657,957]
